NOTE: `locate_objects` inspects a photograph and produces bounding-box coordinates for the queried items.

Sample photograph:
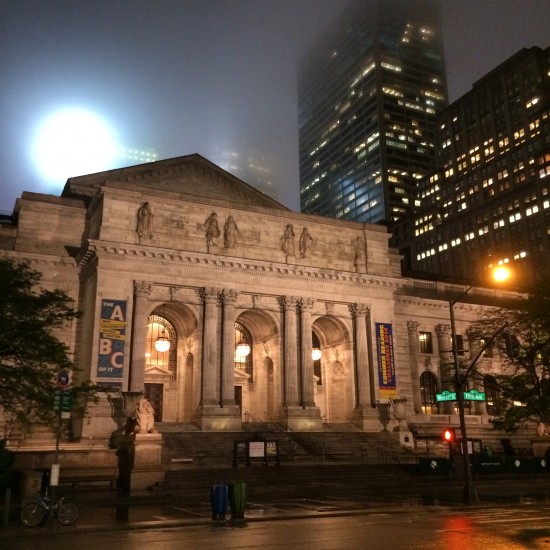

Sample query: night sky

[2,0,550,213]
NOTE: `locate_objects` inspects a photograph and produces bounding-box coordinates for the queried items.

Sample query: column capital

[134,280,153,296]
[298,297,315,311]
[200,287,220,304]
[349,303,370,317]
[278,295,298,310]
[435,323,450,336]
[221,288,238,304]
[407,321,419,332]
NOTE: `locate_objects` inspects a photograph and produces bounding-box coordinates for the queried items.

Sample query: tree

[469,280,550,433]
[0,258,96,432]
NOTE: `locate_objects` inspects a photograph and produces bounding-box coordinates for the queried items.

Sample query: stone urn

[376,402,391,431]
[391,397,408,430]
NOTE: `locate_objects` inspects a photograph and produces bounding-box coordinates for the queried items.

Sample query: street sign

[436,390,457,402]
[53,389,72,414]
[58,370,70,389]
[463,389,486,401]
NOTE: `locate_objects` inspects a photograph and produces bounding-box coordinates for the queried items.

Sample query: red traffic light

[443,428,455,442]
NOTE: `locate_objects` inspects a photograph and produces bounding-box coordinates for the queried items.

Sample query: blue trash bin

[211,484,228,521]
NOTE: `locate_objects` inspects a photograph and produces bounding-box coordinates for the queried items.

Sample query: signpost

[51,370,72,499]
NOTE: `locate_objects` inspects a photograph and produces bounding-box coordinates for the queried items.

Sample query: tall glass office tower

[411,47,550,286]
[299,0,447,227]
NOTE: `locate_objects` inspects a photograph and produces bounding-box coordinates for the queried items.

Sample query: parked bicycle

[20,494,79,527]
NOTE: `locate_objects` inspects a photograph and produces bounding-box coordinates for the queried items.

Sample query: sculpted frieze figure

[136,202,153,239]
[281,224,295,257]
[223,215,240,248]
[299,227,313,258]
[353,235,366,272]
[204,212,221,246]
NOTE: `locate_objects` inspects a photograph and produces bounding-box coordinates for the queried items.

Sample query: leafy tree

[469,280,550,433]
[0,258,96,432]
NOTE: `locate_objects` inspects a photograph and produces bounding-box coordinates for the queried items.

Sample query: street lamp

[448,265,512,504]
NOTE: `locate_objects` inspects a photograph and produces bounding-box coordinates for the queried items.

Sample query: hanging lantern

[236,340,251,357]
[155,327,170,352]
[311,347,322,361]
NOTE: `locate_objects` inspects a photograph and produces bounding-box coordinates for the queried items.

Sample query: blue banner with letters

[97,299,127,388]
[376,322,397,399]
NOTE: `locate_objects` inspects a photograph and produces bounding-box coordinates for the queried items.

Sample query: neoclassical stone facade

[0,155,525,447]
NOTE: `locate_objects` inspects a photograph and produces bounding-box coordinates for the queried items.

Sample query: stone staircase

[156,422,417,468]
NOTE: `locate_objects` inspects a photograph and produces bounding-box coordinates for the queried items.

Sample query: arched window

[146,315,177,380]
[235,322,253,381]
[420,371,438,414]
[484,375,500,415]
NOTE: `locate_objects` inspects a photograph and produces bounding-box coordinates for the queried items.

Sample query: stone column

[299,298,316,407]
[436,323,454,415]
[200,287,220,405]
[221,288,238,406]
[407,321,423,414]
[129,280,153,393]
[349,303,378,430]
[278,296,299,406]
[349,303,371,407]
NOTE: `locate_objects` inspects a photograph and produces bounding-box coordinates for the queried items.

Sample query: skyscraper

[298,0,447,227]
[409,47,550,287]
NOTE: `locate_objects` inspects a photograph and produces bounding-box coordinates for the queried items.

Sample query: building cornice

[0,250,77,270]
[79,239,403,291]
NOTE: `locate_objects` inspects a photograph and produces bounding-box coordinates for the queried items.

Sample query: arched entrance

[311,315,352,423]
[144,302,199,423]
[235,309,280,422]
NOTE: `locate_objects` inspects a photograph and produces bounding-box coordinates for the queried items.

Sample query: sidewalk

[2,491,420,537]
[2,472,549,537]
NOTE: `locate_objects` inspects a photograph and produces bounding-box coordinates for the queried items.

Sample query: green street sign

[436,390,457,402]
[463,389,486,401]
[53,390,72,412]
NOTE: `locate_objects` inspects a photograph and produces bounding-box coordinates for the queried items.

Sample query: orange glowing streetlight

[492,265,512,284]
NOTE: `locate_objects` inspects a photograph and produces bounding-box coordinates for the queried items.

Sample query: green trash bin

[229,482,247,520]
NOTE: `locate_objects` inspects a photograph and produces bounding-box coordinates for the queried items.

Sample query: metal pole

[449,300,477,504]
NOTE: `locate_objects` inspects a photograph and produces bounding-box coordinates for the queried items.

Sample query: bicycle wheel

[20,502,45,527]
[56,501,79,525]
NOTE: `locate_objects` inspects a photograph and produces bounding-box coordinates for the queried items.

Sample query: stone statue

[537,422,550,436]
[281,224,295,256]
[135,396,156,434]
[204,212,221,246]
[353,235,366,271]
[224,215,240,248]
[136,202,153,239]
[299,227,313,258]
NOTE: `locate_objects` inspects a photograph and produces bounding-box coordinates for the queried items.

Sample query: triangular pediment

[62,154,290,210]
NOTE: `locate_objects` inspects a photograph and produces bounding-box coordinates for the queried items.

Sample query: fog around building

[2,0,550,213]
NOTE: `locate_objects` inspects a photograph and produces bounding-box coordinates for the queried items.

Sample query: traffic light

[443,428,456,443]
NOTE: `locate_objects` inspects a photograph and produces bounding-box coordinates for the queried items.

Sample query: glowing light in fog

[33,107,119,184]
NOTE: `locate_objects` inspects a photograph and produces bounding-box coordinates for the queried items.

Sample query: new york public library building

[0,154,540,490]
